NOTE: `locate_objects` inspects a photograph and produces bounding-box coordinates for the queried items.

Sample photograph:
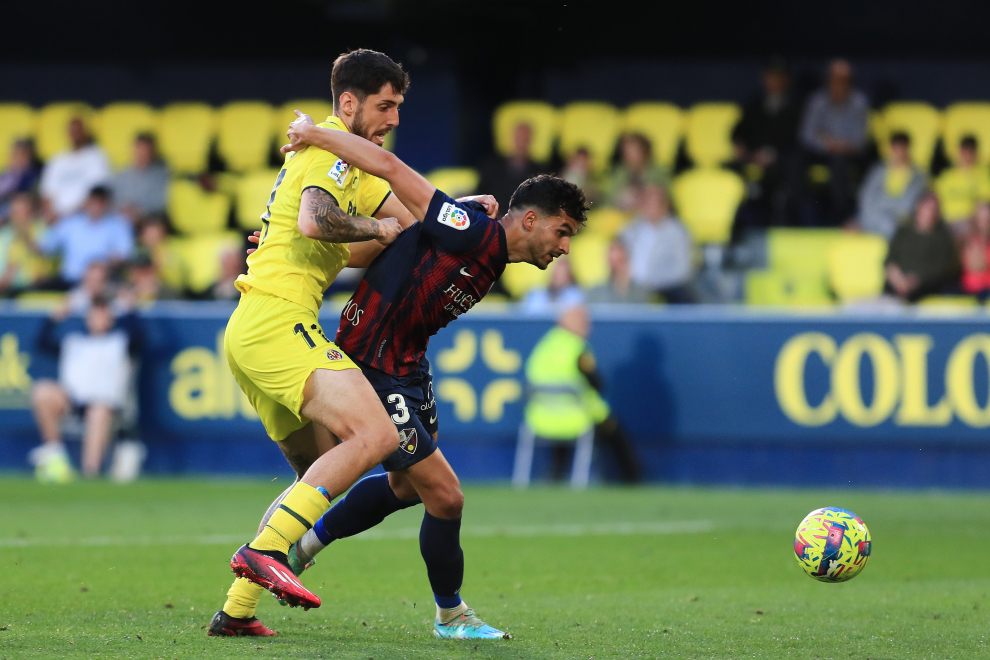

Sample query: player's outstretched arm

[283,112,436,221]
[298,186,402,245]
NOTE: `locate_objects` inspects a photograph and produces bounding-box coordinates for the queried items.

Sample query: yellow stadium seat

[15,290,66,311]
[217,101,275,173]
[0,103,35,170]
[492,101,558,164]
[96,102,158,169]
[36,102,95,161]
[558,102,621,173]
[767,228,842,275]
[868,110,885,147]
[684,103,741,167]
[500,261,552,299]
[167,179,231,235]
[942,102,990,166]
[171,232,243,294]
[670,168,745,244]
[234,170,281,230]
[745,269,833,307]
[918,295,979,308]
[273,99,334,147]
[621,102,683,168]
[875,102,942,170]
[159,103,216,175]
[584,206,632,239]
[425,167,479,198]
[826,234,888,302]
[568,233,610,288]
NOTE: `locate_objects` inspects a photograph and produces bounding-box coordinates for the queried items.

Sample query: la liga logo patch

[437,202,470,230]
[326,349,344,361]
[328,159,350,187]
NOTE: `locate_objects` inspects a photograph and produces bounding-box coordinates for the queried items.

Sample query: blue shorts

[357,358,438,472]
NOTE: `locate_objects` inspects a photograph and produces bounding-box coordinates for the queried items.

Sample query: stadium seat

[767,228,842,276]
[425,167,479,198]
[684,102,741,167]
[36,102,95,161]
[492,101,558,164]
[234,170,281,230]
[568,233,610,288]
[558,102,621,172]
[171,232,243,294]
[96,102,158,169]
[217,101,275,172]
[500,261,552,299]
[744,269,832,307]
[934,166,990,222]
[875,102,942,171]
[0,103,35,170]
[670,167,745,244]
[584,206,632,239]
[159,103,216,175]
[167,179,231,235]
[274,99,334,146]
[942,102,990,166]
[621,102,683,169]
[918,295,979,309]
[826,234,888,302]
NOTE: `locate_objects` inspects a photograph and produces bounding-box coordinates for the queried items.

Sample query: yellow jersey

[235,116,392,312]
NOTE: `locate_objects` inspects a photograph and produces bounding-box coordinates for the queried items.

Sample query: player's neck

[500,217,530,264]
[331,112,354,133]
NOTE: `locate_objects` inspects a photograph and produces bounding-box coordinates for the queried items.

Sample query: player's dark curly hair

[508,174,590,227]
[331,49,410,109]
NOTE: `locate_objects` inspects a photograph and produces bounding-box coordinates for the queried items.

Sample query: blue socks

[420,512,464,607]
[313,474,418,544]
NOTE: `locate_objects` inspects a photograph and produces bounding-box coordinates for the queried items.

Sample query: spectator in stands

[37,186,134,288]
[28,294,142,480]
[934,135,990,231]
[128,252,180,304]
[732,57,802,224]
[0,193,49,295]
[884,193,960,303]
[560,148,599,204]
[522,257,584,312]
[65,261,114,314]
[477,122,543,212]
[619,184,694,303]
[39,117,111,219]
[799,59,870,225]
[111,133,169,220]
[857,132,927,239]
[603,133,670,211]
[585,240,653,304]
[0,139,42,216]
[212,248,246,300]
[959,202,990,299]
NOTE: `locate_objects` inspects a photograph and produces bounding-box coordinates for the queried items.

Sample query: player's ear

[522,209,540,231]
[339,91,356,117]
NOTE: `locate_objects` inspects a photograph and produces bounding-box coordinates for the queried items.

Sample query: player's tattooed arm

[297,187,402,244]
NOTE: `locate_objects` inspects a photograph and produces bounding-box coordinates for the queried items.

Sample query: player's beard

[351,107,371,142]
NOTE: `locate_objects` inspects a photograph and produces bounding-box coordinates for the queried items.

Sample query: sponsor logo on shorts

[437,202,470,230]
[327,349,343,361]
[398,428,418,454]
[328,159,350,187]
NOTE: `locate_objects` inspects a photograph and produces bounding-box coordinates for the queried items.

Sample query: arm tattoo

[303,187,381,242]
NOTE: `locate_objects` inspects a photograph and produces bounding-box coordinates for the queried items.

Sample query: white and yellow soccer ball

[794,507,871,582]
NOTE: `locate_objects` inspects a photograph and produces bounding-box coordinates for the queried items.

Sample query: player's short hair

[331,49,410,109]
[508,174,590,227]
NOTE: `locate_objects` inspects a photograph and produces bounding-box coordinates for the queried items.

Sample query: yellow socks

[248,482,331,555]
[222,578,265,619]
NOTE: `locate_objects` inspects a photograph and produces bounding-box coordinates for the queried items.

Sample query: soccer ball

[794,507,871,582]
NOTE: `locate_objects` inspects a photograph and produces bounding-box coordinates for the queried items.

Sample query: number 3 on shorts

[387,393,410,424]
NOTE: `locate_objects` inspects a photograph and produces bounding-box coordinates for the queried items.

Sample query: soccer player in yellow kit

[208,50,416,636]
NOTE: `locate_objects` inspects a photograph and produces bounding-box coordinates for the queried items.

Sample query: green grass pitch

[0,478,988,659]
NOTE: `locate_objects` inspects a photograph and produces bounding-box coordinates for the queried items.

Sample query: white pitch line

[0,520,712,548]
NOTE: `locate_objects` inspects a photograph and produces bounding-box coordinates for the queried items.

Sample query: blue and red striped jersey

[336,189,509,376]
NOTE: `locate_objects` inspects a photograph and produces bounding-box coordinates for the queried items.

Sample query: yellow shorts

[224,288,358,442]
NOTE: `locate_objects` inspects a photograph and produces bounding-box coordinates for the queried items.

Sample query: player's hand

[375,217,403,245]
[246,231,261,255]
[457,194,499,219]
[281,110,315,154]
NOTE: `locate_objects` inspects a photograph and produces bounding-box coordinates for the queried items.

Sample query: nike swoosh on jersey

[429,414,438,424]
[460,267,473,277]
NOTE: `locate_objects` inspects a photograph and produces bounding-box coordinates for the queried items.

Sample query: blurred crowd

[0,121,245,309]
[6,59,990,310]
